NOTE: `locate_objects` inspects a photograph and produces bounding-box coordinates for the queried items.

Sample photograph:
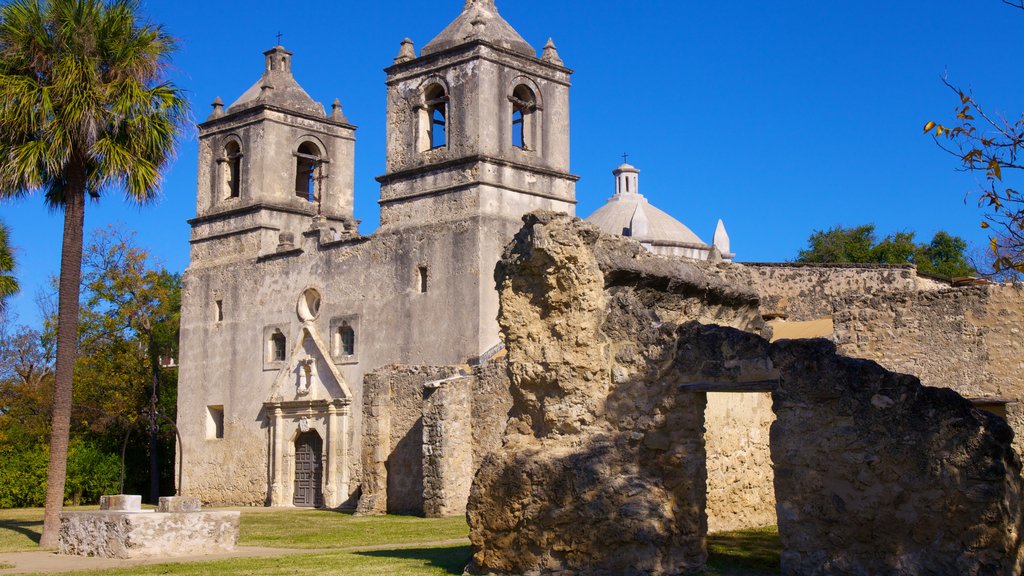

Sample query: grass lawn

[0,507,781,575]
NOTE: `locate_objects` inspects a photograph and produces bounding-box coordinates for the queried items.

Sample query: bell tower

[191,46,358,264]
[377,0,577,228]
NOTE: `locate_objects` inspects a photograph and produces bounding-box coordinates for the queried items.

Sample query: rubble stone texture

[58,510,240,559]
[770,336,1024,576]
[467,212,767,575]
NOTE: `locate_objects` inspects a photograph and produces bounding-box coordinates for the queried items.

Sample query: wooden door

[293,431,323,507]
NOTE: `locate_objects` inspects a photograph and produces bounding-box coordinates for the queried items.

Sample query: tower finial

[208,96,224,120]
[464,0,496,9]
[394,38,416,64]
[541,38,563,65]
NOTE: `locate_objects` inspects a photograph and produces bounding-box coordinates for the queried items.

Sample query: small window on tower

[215,299,224,322]
[294,142,322,203]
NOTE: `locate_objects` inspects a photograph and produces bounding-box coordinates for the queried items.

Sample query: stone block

[157,496,202,513]
[58,510,240,559]
[98,494,142,512]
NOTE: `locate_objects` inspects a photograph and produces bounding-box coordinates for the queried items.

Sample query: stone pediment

[267,323,352,403]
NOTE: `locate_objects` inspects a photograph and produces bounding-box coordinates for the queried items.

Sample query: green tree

[797,224,877,264]
[0,222,17,315]
[76,226,180,500]
[925,1,1024,274]
[0,0,187,546]
[796,224,976,279]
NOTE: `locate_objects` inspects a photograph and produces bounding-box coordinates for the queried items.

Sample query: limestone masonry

[177,1,1024,552]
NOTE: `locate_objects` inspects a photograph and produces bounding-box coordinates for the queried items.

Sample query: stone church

[179,0,593,509]
[178,0,1024,524]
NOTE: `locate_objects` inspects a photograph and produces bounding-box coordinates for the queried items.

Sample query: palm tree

[0,221,17,314]
[0,0,187,547]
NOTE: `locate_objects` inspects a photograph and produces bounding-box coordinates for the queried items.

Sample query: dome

[587,194,707,247]
[586,162,729,261]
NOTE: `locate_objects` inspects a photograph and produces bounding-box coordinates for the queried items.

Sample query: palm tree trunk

[38,187,86,549]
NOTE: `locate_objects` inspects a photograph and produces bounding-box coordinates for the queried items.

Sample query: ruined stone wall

[357,362,511,518]
[470,360,513,472]
[832,288,989,395]
[770,336,1024,576]
[357,365,458,516]
[422,375,473,517]
[467,213,767,575]
[747,263,946,321]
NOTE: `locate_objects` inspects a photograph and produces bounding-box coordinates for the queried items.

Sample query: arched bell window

[510,84,537,150]
[419,83,448,151]
[295,142,322,203]
[221,140,242,200]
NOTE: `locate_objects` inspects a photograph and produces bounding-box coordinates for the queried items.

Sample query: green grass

[0,507,781,575]
[238,509,469,549]
[707,525,781,576]
[19,546,473,575]
[0,506,48,552]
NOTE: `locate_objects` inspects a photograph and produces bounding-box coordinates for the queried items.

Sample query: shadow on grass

[355,545,471,575]
[0,519,42,545]
[706,527,780,576]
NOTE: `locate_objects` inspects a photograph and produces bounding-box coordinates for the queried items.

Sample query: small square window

[207,405,224,439]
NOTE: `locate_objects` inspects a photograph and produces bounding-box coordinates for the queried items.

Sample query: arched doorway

[293,431,324,507]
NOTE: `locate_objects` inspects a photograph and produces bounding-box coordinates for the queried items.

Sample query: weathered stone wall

[357,362,511,517]
[830,284,1024,456]
[357,365,458,515]
[467,212,768,575]
[422,374,473,518]
[747,263,947,321]
[59,510,240,559]
[469,360,513,473]
[770,336,1024,576]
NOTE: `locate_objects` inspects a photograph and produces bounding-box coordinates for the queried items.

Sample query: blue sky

[2,1,1021,326]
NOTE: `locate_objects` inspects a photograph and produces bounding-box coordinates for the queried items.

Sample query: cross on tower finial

[622,153,629,164]
[276,31,283,46]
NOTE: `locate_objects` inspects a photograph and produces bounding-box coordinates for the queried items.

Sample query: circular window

[297,288,322,321]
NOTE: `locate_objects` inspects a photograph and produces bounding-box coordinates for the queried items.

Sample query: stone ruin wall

[466,214,1024,575]
[747,263,948,321]
[356,363,512,517]
[750,264,1024,457]
[467,212,772,574]
[770,333,1024,576]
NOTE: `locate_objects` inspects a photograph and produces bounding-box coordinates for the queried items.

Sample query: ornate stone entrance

[264,288,354,508]
[293,431,323,507]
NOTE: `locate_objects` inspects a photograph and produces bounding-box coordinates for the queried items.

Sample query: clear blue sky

[2,0,1020,327]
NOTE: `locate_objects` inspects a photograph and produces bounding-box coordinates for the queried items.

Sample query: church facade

[177,0,580,508]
